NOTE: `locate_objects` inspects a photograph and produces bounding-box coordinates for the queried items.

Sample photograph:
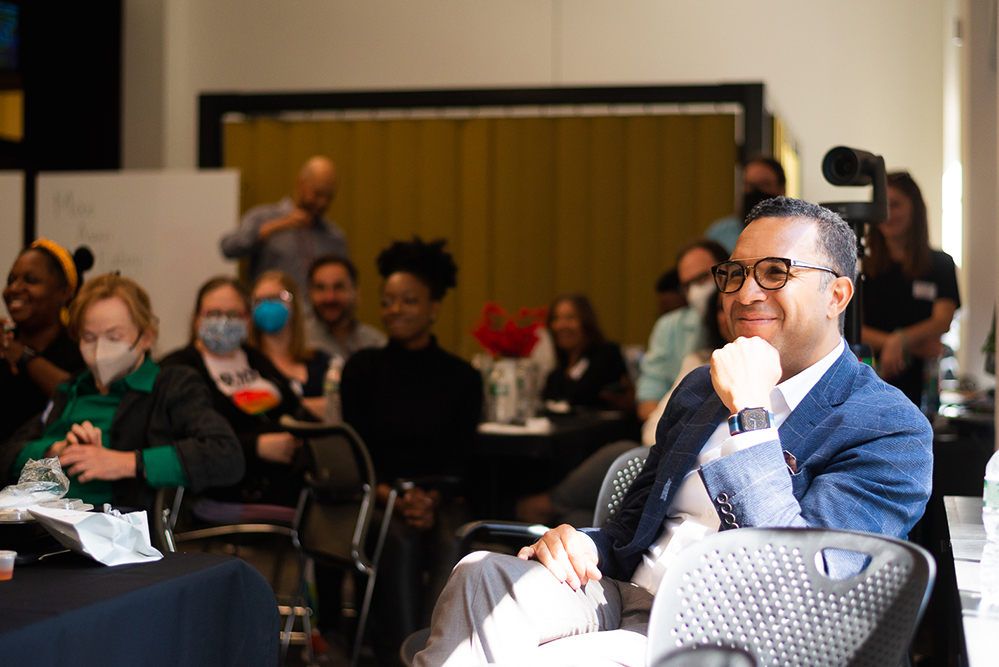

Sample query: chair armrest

[455,520,549,543]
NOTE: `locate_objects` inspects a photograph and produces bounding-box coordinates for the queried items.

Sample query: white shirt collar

[773,338,845,415]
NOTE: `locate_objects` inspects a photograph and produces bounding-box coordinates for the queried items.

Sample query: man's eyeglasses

[711,257,840,294]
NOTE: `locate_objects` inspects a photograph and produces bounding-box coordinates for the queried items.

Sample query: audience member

[305,255,386,360]
[340,237,482,664]
[541,294,632,412]
[518,291,732,528]
[249,270,330,420]
[220,156,349,293]
[1,240,92,443]
[0,273,244,512]
[862,171,960,407]
[654,267,686,316]
[636,239,729,421]
[414,197,933,667]
[705,156,787,252]
[160,276,313,512]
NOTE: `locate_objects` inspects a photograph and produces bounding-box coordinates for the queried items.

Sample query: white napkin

[29,506,163,566]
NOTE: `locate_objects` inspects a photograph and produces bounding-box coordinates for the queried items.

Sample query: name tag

[912,280,937,301]
[568,357,590,380]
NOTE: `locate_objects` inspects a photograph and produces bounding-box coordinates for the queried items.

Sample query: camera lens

[822,147,867,185]
[829,151,858,180]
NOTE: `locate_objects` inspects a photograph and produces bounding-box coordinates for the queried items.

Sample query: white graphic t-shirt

[202,348,283,415]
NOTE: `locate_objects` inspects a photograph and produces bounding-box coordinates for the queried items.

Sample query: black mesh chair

[282,418,397,667]
[646,527,935,667]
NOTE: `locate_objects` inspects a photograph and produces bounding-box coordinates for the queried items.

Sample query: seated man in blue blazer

[415,197,933,667]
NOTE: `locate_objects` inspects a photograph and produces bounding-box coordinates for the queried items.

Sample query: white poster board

[0,171,24,319]
[36,170,239,356]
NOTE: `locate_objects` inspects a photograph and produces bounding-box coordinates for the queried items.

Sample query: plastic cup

[0,551,15,581]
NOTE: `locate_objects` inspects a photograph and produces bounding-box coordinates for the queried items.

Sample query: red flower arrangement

[471,302,548,358]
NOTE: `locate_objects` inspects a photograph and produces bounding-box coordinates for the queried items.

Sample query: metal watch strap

[17,345,37,372]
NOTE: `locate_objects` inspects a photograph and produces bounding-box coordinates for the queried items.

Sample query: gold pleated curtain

[224,113,736,358]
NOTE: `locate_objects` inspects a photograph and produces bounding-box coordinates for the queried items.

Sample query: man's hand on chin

[710,336,782,414]
[518,524,602,591]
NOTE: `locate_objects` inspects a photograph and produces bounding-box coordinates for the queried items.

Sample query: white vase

[489,358,519,424]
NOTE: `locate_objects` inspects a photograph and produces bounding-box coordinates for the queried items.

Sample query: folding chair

[282,418,397,667]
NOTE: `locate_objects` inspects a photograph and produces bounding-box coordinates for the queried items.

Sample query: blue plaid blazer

[585,343,933,581]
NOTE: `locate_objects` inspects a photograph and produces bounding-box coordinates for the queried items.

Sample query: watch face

[742,408,770,430]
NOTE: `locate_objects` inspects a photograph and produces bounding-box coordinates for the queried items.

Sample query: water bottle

[982,450,999,608]
[323,355,345,424]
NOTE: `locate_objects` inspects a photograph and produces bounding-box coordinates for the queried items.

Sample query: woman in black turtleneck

[341,237,481,664]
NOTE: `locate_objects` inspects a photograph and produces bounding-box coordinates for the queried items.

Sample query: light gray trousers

[413,551,654,667]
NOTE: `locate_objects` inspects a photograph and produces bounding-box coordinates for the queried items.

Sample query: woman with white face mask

[248,270,331,420]
[0,273,244,512]
[160,276,314,510]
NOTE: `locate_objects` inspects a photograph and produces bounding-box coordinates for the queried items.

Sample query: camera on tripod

[819,146,888,354]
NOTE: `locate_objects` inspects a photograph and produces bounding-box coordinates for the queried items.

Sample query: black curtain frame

[198,83,772,170]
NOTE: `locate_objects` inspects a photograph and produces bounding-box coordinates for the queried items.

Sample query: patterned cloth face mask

[199,316,248,355]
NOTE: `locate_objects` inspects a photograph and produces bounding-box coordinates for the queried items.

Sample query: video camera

[819,146,888,355]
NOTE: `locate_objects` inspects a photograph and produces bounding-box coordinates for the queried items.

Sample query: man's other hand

[710,336,781,414]
[517,524,602,591]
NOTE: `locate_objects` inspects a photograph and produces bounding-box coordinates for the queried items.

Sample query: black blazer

[0,364,245,512]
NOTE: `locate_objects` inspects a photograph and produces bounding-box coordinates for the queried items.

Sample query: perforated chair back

[592,446,649,527]
[646,527,935,667]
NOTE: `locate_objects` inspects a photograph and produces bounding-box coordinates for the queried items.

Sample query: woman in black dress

[1,240,91,443]
[541,294,631,412]
[862,172,960,407]
[340,237,482,663]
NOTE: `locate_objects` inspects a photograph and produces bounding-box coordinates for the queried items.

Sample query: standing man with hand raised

[221,156,349,294]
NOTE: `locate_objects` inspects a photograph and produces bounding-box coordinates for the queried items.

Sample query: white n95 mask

[80,337,143,387]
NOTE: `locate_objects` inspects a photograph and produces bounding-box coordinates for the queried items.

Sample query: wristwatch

[727,407,774,436]
[16,345,37,373]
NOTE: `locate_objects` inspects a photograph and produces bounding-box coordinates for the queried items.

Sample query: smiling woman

[0,239,92,443]
[340,236,483,662]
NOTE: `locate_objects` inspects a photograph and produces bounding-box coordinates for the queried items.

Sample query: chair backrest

[646,527,935,667]
[592,446,650,527]
[292,422,379,574]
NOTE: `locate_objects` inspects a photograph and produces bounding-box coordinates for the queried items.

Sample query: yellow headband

[29,238,78,294]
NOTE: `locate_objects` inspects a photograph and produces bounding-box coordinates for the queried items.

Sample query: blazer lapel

[779,345,857,457]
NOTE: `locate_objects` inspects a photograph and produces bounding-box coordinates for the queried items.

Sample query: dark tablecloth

[0,551,278,667]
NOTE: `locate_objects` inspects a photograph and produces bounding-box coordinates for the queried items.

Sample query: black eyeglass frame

[711,257,840,294]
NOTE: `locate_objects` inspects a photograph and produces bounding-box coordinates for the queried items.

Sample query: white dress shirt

[629,339,845,594]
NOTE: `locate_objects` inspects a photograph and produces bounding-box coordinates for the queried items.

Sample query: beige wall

[126,1,998,375]
[130,0,946,228]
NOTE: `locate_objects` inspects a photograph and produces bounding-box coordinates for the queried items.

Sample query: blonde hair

[248,270,314,362]
[67,273,159,342]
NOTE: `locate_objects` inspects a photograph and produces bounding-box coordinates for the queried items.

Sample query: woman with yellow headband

[1,240,93,443]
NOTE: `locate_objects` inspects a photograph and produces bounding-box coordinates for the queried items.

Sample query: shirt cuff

[142,446,190,488]
[719,427,779,457]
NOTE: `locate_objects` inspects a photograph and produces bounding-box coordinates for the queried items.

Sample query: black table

[473,411,640,518]
[0,551,279,667]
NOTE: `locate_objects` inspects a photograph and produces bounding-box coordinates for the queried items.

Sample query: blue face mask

[199,317,248,355]
[253,300,290,333]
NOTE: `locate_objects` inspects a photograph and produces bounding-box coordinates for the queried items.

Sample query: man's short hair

[746,155,787,187]
[308,254,357,285]
[744,197,857,285]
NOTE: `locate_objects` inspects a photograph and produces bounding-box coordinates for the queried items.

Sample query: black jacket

[0,364,245,512]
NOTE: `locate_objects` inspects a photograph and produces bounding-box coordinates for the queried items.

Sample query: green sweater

[14,358,188,505]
